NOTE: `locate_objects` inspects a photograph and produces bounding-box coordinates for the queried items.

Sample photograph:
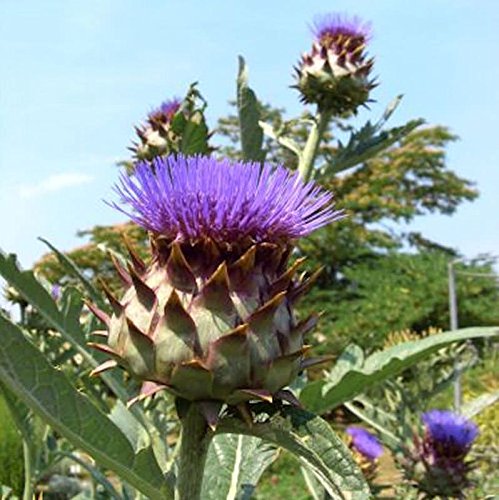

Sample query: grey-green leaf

[217,407,370,499]
[201,434,278,500]
[461,391,499,419]
[301,327,499,415]
[259,121,302,160]
[237,56,265,162]
[301,465,326,500]
[0,313,172,500]
[324,115,424,176]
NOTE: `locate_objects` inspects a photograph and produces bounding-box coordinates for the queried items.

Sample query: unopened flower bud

[130,98,182,161]
[295,14,375,115]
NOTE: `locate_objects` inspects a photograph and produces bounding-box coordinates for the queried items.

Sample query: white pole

[448,260,461,413]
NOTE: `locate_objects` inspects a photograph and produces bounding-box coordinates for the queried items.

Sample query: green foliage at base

[0,395,23,495]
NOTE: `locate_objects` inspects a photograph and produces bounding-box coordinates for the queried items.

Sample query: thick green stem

[176,404,211,500]
[298,110,332,182]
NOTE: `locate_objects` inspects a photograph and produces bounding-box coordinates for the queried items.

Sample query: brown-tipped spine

[85,300,110,327]
[91,330,109,337]
[110,253,132,286]
[128,264,156,310]
[87,342,120,358]
[196,262,234,314]
[275,389,302,408]
[127,381,168,407]
[166,243,198,293]
[247,291,286,332]
[230,245,256,275]
[238,389,273,403]
[99,279,124,316]
[279,313,319,355]
[289,267,323,303]
[123,236,147,275]
[270,257,306,295]
[299,355,334,371]
[90,359,118,377]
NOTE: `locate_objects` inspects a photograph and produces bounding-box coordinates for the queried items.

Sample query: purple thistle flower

[51,284,61,301]
[111,155,343,245]
[422,410,478,459]
[312,13,372,45]
[347,426,383,461]
[147,98,181,123]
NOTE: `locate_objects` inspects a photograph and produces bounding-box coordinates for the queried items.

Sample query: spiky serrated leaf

[300,327,499,415]
[179,113,211,155]
[0,313,172,500]
[172,82,211,155]
[322,97,424,175]
[217,406,370,499]
[237,56,265,162]
[201,434,278,500]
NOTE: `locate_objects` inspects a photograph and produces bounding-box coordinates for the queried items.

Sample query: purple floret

[51,284,61,301]
[312,13,371,44]
[111,155,343,244]
[147,98,181,122]
[347,426,383,461]
[422,410,478,455]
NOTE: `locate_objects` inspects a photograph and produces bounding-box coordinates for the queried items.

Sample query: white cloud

[18,172,93,199]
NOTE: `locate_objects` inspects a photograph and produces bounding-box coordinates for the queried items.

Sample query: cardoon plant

[88,154,343,499]
[1,9,496,500]
[404,410,479,498]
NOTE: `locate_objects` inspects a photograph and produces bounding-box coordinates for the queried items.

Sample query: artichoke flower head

[296,13,376,115]
[88,155,343,418]
[130,98,182,161]
[404,410,479,497]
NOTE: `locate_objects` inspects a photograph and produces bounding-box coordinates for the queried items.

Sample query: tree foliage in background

[301,252,499,353]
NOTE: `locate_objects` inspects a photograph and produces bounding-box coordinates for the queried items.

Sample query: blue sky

[1,0,499,273]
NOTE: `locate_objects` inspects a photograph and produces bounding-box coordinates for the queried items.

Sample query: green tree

[300,251,499,353]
